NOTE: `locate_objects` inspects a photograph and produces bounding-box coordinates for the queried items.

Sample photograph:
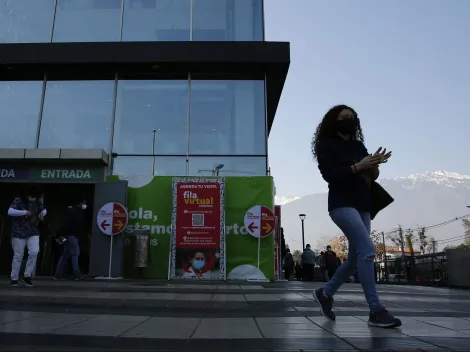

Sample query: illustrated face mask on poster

[192,256,206,270]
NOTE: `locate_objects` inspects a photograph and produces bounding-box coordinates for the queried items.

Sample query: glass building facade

[0,0,263,43]
[0,78,266,177]
[0,0,281,178]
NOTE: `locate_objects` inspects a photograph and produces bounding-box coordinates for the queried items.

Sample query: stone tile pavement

[0,279,470,351]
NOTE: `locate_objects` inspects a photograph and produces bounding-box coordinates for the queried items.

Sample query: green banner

[108,175,274,280]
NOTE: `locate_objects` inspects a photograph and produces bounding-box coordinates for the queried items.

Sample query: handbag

[370,181,394,220]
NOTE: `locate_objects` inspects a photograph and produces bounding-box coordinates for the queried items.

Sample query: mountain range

[275,171,470,251]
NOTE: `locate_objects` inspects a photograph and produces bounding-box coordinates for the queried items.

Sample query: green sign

[32,168,101,182]
[107,175,275,280]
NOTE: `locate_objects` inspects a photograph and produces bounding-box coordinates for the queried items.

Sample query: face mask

[81,204,87,210]
[192,259,205,270]
[335,118,357,135]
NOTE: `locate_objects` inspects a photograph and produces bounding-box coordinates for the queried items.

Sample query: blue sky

[265,1,470,196]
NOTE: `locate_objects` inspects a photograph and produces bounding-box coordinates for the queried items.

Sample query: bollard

[133,230,150,268]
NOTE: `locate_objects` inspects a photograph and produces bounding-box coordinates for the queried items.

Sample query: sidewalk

[1,279,470,351]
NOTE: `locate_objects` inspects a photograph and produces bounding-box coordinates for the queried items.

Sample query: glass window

[0,81,43,148]
[0,0,54,43]
[38,81,115,151]
[112,156,153,177]
[192,0,263,41]
[52,0,121,42]
[154,156,187,176]
[113,80,189,155]
[189,80,266,155]
[113,156,187,176]
[188,156,266,176]
[122,0,190,41]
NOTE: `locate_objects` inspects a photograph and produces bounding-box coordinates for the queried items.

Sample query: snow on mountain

[275,195,300,205]
[278,170,470,251]
[381,170,470,189]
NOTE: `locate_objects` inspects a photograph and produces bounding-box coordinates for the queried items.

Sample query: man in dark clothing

[301,244,316,281]
[53,197,87,280]
[324,245,338,280]
[283,248,294,280]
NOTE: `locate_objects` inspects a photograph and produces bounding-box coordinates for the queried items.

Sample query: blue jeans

[55,235,80,276]
[324,207,383,312]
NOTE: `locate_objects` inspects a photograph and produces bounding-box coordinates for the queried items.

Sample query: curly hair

[311,104,364,161]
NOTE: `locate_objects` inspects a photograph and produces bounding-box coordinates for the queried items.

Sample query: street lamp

[299,214,306,250]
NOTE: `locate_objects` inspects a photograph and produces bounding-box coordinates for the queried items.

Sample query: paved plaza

[0,279,470,351]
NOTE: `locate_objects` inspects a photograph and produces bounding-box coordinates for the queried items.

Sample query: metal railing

[375,252,448,287]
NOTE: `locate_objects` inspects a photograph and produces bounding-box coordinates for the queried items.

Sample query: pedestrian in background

[317,251,327,281]
[323,245,339,279]
[283,248,294,280]
[301,244,316,281]
[53,197,87,281]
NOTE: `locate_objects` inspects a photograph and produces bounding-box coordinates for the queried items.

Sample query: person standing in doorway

[324,245,339,279]
[283,248,294,280]
[311,104,401,328]
[8,185,47,287]
[301,244,316,281]
[53,197,87,281]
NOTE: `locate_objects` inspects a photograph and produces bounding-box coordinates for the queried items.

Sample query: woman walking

[311,104,401,328]
[8,185,47,287]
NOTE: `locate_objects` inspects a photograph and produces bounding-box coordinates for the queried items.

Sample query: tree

[316,234,348,258]
[292,249,302,263]
[370,230,385,260]
[388,231,404,248]
[417,227,428,254]
[462,219,470,245]
[425,236,435,254]
[316,236,329,252]
[328,234,348,258]
[388,227,416,252]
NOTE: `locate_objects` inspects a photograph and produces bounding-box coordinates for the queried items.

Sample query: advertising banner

[108,175,274,280]
[170,177,225,280]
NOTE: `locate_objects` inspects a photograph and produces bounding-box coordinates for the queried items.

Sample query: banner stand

[247,235,269,283]
[95,202,128,281]
[96,235,123,280]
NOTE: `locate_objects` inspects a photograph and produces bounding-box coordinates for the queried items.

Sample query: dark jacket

[62,206,87,239]
[317,138,371,212]
[284,253,294,269]
[324,250,338,268]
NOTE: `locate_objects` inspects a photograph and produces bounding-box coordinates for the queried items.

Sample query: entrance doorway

[0,183,95,277]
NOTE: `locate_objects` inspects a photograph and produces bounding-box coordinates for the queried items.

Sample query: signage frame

[0,166,103,183]
[169,177,226,281]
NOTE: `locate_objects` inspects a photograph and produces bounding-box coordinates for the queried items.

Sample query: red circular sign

[97,202,128,236]
[244,205,275,238]
[260,206,275,237]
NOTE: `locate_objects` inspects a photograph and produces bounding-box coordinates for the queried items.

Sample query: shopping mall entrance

[0,181,97,277]
[0,148,130,279]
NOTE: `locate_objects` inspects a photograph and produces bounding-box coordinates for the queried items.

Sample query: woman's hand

[372,147,392,164]
[354,155,383,171]
[25,210,32,217]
